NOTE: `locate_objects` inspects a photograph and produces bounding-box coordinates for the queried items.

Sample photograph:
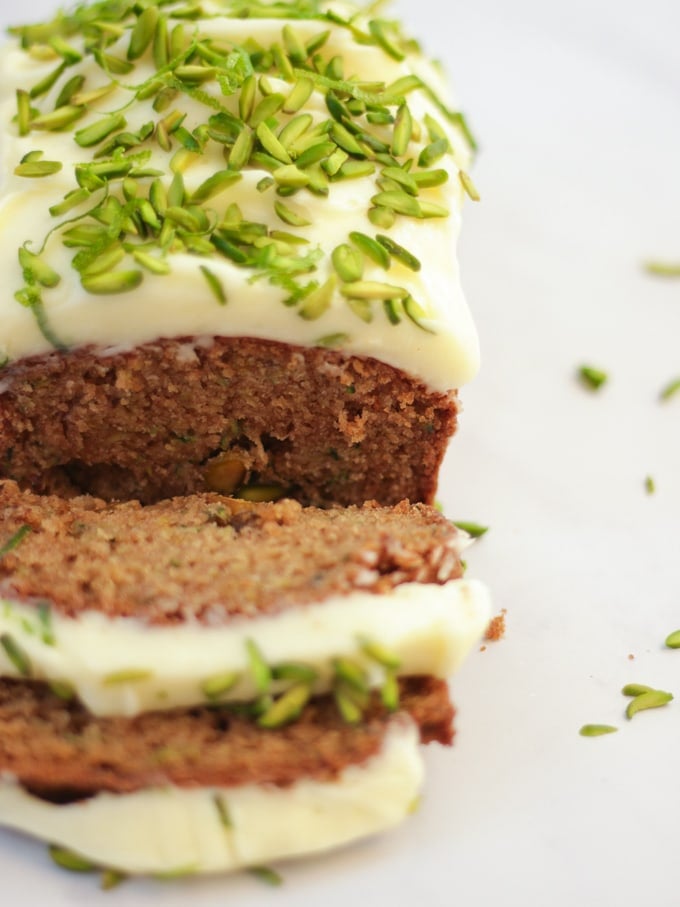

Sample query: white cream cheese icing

[0,718,423,875]
[0,577,491,716]
[0,3,479,392]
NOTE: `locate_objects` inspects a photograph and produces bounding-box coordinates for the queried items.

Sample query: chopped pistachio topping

[578,365,608,391]
[48,845,96,873]
[453,520,488,538]
[659,377,680,402]
[644,475,655,495]
[665,630,680,649]
[214,794,233,829]
[579,724,618,737]
[201,671,240,700]
[9,0,475,345]
[625,688,673,719]
[0,524,31,559]
[0,633,32,676]
[248,866,283,887]
[621,683,655,697]
[246,639,272,694]
[644,260,680,277]
[258,682,312,728]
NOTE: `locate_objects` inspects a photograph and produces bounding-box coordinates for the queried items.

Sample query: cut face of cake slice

[0,0,479,506]
[0,481,490,716]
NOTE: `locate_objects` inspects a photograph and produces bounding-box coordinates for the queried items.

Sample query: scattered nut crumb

[485,609,507,642]
[628,654,635,661]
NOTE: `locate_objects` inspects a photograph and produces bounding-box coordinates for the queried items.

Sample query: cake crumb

[485,609,507,642]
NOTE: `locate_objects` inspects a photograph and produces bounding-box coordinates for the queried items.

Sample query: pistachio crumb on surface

[578,365,608,391]
[579,724,618,737]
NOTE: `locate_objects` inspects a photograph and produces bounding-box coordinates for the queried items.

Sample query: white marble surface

[1,1,679,904]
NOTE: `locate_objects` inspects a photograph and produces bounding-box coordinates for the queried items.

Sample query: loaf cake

[0,480,490,875]
[0,0,479,506]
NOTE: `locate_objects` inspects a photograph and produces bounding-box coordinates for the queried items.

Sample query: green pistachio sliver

[101,870,127,891]
[644,475,655,495]
[659,377,680,402]
[249,866,283,887]
[392,103,412,156]
[16,90,31,136]
[274,199,311,227]
[175,65,217,84]
[31,105,86,132]
[29,62,67,101]
[332,244,364,282]
[15,159,63,178]
[49,36,82,65]
[665,630,680,649]
[341,280,408,301]
[48,680,75,701]
[200,265,227,305]
[132,250,171,275]
[282,24,308,66]
[49,845,96,873]
[404,296,435,333]
[621,683,655,697]
[459,169,481,201]
[334,684,363,724]
[250,93,285,128]
[49,188,91,217]
[201,671,240,701]
[227,125,255,171]
[246,639,272,694]
[258,682,311,729]
[453,520,488,538]
[294,141,335,169]
[322,147,349,176]
[191,169,242,203]
[256,121,292,165]
[283,76,314,114]
[330,121,366,157]
[335,161,376,181]
[211,233,248,264]
[298,274,336,320]
[376,234,421,271]
[153,14,169,69]
[368,19,405,61]
[214,794,233,829]
[103,668,153,685]
[360,638,401,670]
[383,297,402,325]
[128,6,159,61]
[381,670,399,712]
[412,168,449,189]
[368,206,396,229]
[32,602,53,646]
[81,270,144,295]
[333,656,369,693]
[346,297,373,323]
[238,74,256,122]
[71,82,118,108]
[579,365,608,391]
[418,138,449,168]
[273,164,310,189]
[0,633,32,677]
[579,724,618,737]
[349,231,390,269]
[18,248,60,288]
[316,332,349,348]
[371,190,421,217]
[271,663,318,684]
[626,689,673,719]
[20,151,44,163]
[278,113,313,149]
[418,200,449,218]
[644,261,680,278]
[74,114,127,149]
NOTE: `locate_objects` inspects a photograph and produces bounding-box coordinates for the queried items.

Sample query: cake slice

[0,0,479,506]
[0,480,489,716]
[0,481,488,876]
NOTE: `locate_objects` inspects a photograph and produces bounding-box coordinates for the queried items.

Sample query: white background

[2,0,680,904]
